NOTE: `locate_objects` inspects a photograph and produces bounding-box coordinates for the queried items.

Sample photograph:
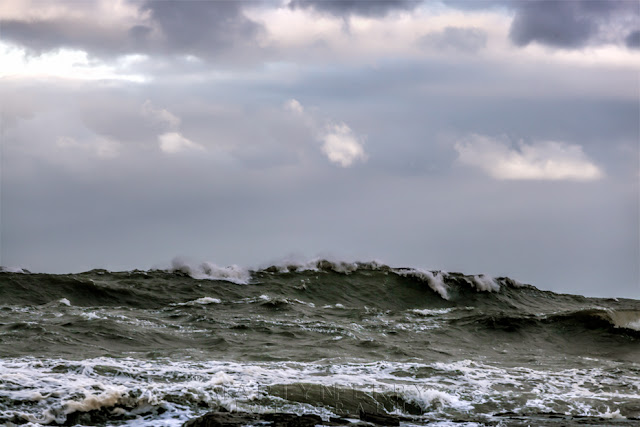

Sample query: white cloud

[141,100,181,130]
[455,134,603,181]
[0,42,148,82]
[321,123,367,167]
[158,132,204,154]
[282,99,367,167]
[284,98,304,115]
[0,0,141,24]
[144,102,201,155]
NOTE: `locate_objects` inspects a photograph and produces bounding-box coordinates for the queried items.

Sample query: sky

[1,0,638,298]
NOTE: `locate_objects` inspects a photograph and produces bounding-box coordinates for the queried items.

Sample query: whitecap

[170,258,251,284]
[410,308,453,316]
[470,275,500,292]
[177,297,222,306]
[392,269,449,300]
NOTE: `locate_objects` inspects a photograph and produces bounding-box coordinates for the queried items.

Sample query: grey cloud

[626,30,640,48]
[419,27,487,53]
[288,0,422,16]
[509,0,639,48]
[129,25,152,41]
[509,1,597,48]
[1,41,638,298]
[0,18,134,56]
[0,0,263,58]
[443,0,639,49]
[140,0,262,55]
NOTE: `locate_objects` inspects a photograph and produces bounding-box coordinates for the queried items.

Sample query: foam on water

[1,259,638,426]
[410,308,454,316]
[323,303,346,309]
[392,269,449,299]
[0,266,28,273]
[176,297,222,306]
[2,356,637,426]
[606,309,640,331]
[470,275,500,292]
[259,258,388,275]
[403,388,473,412]
[626,320,640,331]
[170,258,251,284]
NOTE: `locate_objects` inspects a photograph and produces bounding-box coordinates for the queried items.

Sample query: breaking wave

[1,258,639,426]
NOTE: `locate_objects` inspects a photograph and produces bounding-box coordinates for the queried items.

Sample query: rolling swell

[1,260,637,322]
[1,260,638,362]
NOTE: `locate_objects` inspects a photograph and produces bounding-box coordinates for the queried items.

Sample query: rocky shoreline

[183,410,402,427]
[183,409,640,427]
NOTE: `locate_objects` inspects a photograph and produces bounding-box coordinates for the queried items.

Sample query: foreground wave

[1,259,639,426]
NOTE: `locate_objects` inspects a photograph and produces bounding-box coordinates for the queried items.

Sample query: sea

[1,259,639,426]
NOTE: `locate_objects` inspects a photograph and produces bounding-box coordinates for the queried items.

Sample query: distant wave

[165,258,525,299]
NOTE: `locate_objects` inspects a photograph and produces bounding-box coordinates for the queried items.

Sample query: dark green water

[1,260,639,426]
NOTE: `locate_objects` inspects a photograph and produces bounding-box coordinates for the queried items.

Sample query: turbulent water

[1,259,639,426]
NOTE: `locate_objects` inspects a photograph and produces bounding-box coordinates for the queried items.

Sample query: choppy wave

[1,258,639,426]
[1,258,529,306]
[1,357,639,426]
[1,260,638,363]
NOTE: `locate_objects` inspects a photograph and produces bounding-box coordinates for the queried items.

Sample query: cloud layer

[1,1,638,298]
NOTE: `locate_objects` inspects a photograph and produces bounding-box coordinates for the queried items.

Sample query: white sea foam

[410,308,453,316]
[170,258,251,284]
[403,387,472,412]
[1,357,639,426]
[392,269,449,300]
[166,257,525,298]
[58,298,71,306]
[63,386,129,413]
[80,311,102,320]
[293,299,315,307]
[259,257,388,275]
[470,275,500,292]
[606,310,640,331]
[599,407,626,419]
[323,303,346,309]
[0,266,28,273]
[625,319,640,331]
[506,277,525,287]
[177,297,222,306]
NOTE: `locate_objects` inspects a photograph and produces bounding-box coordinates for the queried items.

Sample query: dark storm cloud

[0,0,263,57]
[508,0,639,48]
[288,0,422,17]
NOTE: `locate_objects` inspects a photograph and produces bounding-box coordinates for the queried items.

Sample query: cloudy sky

[1,0,638,298]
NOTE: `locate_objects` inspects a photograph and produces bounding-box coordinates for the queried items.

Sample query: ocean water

[1,259,639,426]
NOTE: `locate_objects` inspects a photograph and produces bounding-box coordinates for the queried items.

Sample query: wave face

[1,260,639,426]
